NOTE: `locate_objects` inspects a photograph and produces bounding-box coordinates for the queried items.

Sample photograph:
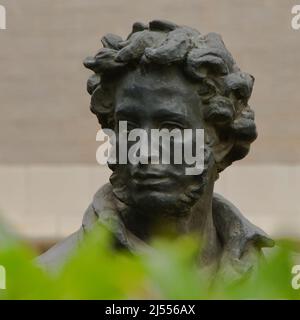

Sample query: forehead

[115,66,201,117]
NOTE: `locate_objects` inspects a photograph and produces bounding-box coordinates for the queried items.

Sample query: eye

[160,122,185,130]
[126,122,138,132]
[117,120,139,134]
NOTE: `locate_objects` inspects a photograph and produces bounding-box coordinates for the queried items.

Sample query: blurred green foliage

[0,222,300,300]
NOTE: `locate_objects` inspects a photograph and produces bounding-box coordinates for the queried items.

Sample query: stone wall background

[0,0,299,239]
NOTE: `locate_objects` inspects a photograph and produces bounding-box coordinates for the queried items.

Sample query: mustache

[130,165,181,180]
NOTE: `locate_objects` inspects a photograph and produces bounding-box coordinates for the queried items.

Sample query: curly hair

[83,20,257,172]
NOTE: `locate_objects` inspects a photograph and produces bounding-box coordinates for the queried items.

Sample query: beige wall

[0,1,299,239]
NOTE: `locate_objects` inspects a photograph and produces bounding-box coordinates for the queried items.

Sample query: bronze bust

[38,20,274,276]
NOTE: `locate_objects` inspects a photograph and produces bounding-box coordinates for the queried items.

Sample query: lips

[131,170,172,186]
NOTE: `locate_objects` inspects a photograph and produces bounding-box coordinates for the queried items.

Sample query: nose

[128,126,160,165]
[138,127,160,164]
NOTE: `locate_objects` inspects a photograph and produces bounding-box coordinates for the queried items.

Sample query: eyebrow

[115,105,140,120]
[152,109,189,124]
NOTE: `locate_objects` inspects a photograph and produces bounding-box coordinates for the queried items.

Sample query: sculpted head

[84,20,257,218]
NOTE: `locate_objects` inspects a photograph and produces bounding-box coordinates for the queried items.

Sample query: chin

[131,190,193,217]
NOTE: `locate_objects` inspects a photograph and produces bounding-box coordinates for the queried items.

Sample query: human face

[112,66,214,214]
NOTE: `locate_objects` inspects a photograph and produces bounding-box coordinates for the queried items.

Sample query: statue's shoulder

[36,228,84,273]
[212,193,274,253]
[212,193,275,276]
[36,183,115,272]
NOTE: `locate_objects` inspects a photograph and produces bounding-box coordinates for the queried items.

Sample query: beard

[109,146,214,219]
